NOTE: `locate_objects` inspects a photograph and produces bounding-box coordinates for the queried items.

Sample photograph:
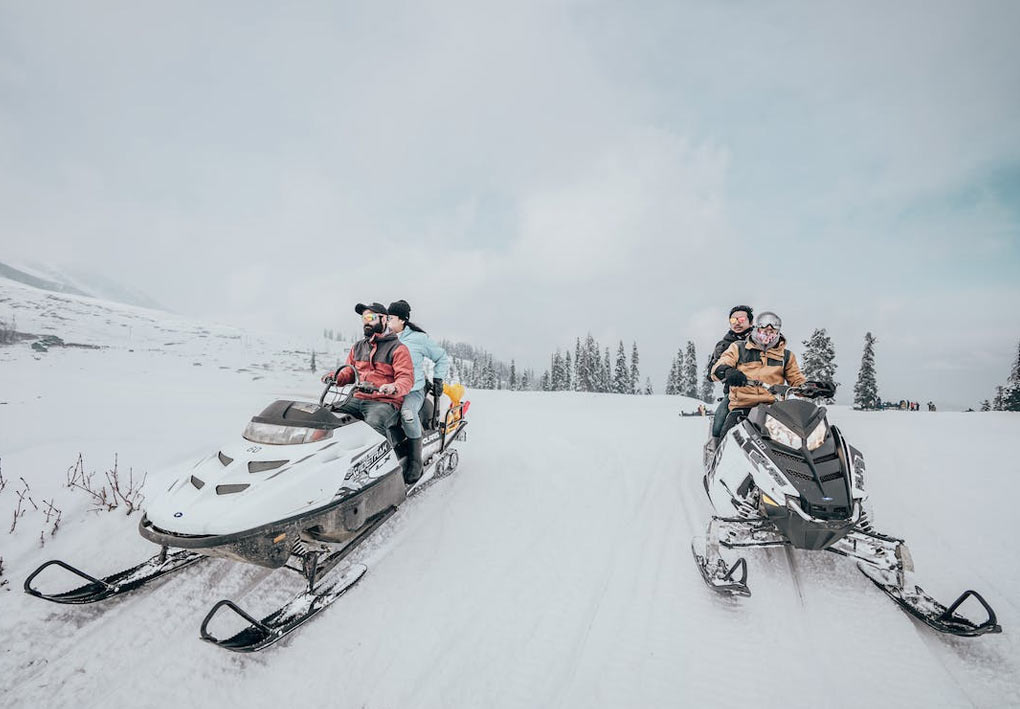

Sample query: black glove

[725,369,748,387]
[432,378,444,396]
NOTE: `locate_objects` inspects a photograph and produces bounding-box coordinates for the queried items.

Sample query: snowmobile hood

[143,418,395,536]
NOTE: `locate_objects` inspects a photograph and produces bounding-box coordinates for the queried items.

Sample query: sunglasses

[362,313,383,323]
[729,315,749,325]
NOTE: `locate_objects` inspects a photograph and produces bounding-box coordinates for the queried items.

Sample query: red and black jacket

[335,332,414,408]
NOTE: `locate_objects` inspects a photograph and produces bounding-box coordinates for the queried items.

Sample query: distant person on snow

[321,302,414,455]
[706,305,754,448]
[711,311,806,440]
[384,299,449,486]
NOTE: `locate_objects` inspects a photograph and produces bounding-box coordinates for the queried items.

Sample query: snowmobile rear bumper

[138,467,406,569]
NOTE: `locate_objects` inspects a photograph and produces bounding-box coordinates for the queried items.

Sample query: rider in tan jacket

[711,312,806,437]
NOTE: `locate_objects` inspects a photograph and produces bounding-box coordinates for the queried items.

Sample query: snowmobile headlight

[761,492,781,508]
[805,420,827,451]
[242,422,333,445]
[765,415,801,449]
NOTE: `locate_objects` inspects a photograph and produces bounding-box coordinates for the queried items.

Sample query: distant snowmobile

[693,381,1000,637]
[24,366,470,652]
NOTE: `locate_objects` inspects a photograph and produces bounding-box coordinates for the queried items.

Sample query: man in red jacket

[322,302,415,451]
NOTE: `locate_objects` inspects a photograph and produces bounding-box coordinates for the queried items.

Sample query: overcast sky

[2,1,1019,408]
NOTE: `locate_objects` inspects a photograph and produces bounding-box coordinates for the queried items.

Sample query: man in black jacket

[707,305,753,445]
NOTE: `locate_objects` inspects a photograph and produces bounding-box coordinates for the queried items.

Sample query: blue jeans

[400,389,425,440]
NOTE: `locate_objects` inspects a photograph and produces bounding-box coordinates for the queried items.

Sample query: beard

[363,321,384,338]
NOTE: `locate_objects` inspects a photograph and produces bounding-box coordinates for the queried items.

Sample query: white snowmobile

[24,365,470,651]
[693,381,1000,637]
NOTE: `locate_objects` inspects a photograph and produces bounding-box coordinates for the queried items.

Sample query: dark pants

[335,397,400,445]
[718,408,752,440]
[711,397,730,437]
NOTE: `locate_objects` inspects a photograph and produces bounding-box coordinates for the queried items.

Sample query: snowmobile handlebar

[774,381,837,401]
[319,364,360,408]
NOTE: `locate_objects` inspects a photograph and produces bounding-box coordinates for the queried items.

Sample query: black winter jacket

[706,329,751,383]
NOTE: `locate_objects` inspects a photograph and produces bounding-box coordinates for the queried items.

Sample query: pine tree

[683,341,699,399]
[509,360,517,391]
[580,334,597,392]
[630,342,640,395]
[980,399,991,412]
[801,328,838,403]
[700,354,715,403]
[666,348,680,395]
[602,347,611,393]
[564,350,573,392]
[993,386,1004,411]
[310,351,317,372]
[644,377,654,395]
[613,341,630,394]
[540,370,550,391]
[574,338,583,391]
[550,351,563,391]
[521,369,531,390]
[1003,338,1020,411]
[853,332,880,410]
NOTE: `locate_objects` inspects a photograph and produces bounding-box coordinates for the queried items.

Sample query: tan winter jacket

[712,337,806,410]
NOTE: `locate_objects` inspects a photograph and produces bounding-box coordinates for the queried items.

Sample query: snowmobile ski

[24,549,206,604]
[859,564,1002,637]
[199,507,396,652]
[199,563,368,652]
[691,536,750,597]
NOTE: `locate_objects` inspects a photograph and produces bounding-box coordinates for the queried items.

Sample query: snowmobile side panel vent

[248,460,287,474]
[191,475,205,490]
[218,451,233,466]
[216,483,250,495]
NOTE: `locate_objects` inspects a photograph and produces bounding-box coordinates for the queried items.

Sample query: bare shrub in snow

[66,453,146,515]
[10,478,37,533]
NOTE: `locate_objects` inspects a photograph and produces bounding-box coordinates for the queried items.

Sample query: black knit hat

[387,300,411,321]
[355,302,388,316]
[729,304,754,321]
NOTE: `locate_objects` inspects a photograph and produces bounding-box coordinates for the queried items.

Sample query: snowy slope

[1,279,1017,709]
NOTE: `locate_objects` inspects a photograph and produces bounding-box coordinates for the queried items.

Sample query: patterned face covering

[752,325,779,349]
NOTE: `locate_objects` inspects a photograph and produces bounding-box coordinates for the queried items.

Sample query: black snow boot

[403,437,423,485]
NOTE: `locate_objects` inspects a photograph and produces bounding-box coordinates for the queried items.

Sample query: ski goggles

[361,313,384,323]
[755,324,778,332]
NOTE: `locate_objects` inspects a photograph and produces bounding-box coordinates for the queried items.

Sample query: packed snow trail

[3,389,1017,707]
[1,281,1018,708]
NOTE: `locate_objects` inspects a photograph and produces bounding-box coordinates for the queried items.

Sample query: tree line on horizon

[321,325,1020,411]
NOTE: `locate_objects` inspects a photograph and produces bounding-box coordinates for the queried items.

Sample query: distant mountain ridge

[0,260,165,311]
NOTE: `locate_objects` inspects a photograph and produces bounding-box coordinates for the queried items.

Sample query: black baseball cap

[355,302,388,315]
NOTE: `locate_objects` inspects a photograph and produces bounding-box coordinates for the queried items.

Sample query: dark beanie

[387,299,411,321]
[729,304,754,321]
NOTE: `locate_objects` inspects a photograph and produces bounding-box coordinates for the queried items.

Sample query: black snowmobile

[693,381,1001,637]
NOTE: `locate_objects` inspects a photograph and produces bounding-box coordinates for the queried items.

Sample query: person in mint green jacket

[385,300,450,485]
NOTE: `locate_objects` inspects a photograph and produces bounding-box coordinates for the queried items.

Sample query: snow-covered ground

[1,278,1018,709]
